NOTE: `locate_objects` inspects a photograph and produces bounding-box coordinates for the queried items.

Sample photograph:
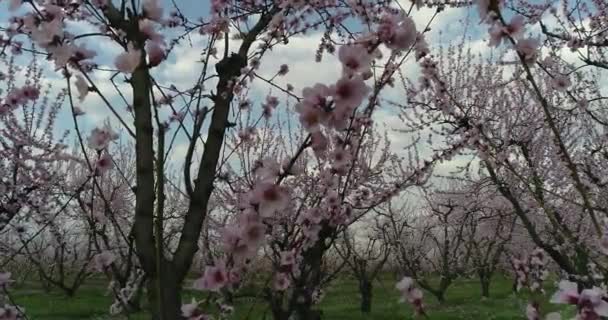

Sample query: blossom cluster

[0,273,25,320]
[395,277,425,316]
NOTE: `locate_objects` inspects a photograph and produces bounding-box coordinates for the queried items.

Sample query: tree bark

[359,279,373,314]
[147,262,182,320]
[480,275,491,298]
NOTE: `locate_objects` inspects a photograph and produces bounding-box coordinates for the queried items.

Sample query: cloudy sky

[5,1,598,183]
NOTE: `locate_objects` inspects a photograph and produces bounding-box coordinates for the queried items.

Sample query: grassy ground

[10,275,574,319]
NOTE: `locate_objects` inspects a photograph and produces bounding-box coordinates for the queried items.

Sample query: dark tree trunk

[146,264,182,320]
[435,291,445,303]
[479,274,491,298]
[359,279,373,314]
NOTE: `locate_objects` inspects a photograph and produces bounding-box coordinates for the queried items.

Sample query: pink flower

[90,0,108,8]
[278,64,289,76]
[332,75,370,111]
[551,280,608,318]
[395,277,414,293]
[75,75,89,102]
[600,231,608,255]
[220,225,254,260]
[414,33,430,60]
[88,124,119,150]
[476,0,503,22]
[240,219,266,245]
[515,38,540,64]
[330,147,352,174]
[48,44,75,69]
[504,15,526,37]
[396,277,425,315]
[295,84,332,130]
[92,251,115,272]
[142,0,163,21]
[0,272,12,287]
[95,152,113,175]
[238,127,256,142]
[194,261,229,292]
[310,131,329,154]
[181,298,201,319]
[0,305,22,320]
[549,74,571,92]
[296,104,325,132]
[489,16,526,47]
[377,13,417,51]
[30,19,63,47]
[274,273,290,291]
[338,44,372,77]
[115,42,141,74]
[280,251,295,266]
[8,0,22,11]
[139,19,164,43]
[252,182,289,217]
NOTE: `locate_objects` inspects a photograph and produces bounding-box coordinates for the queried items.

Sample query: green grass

[9,275,575,319]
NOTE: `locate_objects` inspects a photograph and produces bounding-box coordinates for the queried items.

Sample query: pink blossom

[48,44,75,69]
[504,15,526,37]
[252,182,289,217]
[414,33,430,60]
[377,13,417,51]
[194,260,229,292]
[551,280,608,318]
[142,0,163,21]
[0,305,22,320]
[396,277,425,315]
[600,231,608,255]
[88,125,119,150]
[338,44,372,77]
[139,19,164,43]
[310,131,329,154]
[476,0,503,22]
[240,219,266,245]
[274,273,291,291]
[280,250,296,266]
[0,272,12,287]
[278,64,289,76]
[238,127,256,142]
[332,75,369,108]
[92,251,115,272]
[8,0,21,11]
[526,303,539,320]
[549,74,571,92]
[489,16,526,47]
[30,19,63,47]
[220,225,254,260]
[169,111,185,123]
[181,298,202,319]
[515,38,540,64]
[295,83,332,130]
[75,75,89,102]
[90,0,108,8]
[331,147,352,174]
[95,152,113,175]
[115,42,141,74]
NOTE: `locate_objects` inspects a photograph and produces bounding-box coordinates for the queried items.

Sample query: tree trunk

[436,291,445,303]
[294,304,322,320]
[359,279,373,314]
[480,275,491,298]
[146,265,182,320]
